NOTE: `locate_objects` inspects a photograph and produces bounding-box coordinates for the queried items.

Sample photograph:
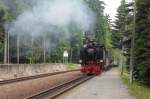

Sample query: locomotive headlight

[100,60,103,62]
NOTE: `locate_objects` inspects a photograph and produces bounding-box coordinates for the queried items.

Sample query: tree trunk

[129,0,136,84]
[4,32,7,64]
[43,37,46,64]
[70,48,72,63]
[7,32,10,64]
[31,33,34,64]
[17,35,20,64]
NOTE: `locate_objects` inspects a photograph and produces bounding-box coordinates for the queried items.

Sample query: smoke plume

[6,0,95,37]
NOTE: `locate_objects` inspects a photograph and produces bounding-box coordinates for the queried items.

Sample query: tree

[0,0,114,64]
[112,0,127,49]
[134,0,150,84]
[85,0,105,44]
[0,1,14,63]
[123,2,134,69]
[111,0,129,73]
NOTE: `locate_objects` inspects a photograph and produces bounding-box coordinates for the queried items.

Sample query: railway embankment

[121,72,150,99]
[0,64,80,81]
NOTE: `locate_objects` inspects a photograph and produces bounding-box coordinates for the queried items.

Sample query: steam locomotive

[80,38,111,75]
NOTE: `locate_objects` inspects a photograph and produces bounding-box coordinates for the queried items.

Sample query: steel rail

[26,76,93,99]
[0,69,80,85]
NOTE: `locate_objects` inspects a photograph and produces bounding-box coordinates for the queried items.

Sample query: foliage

[65,63,77,70]
[85,0,105,44]
[121,71,150,99]
[112,0,127,49]
[114,0,150,85]
[103,15,112,49]
[111,0,130,66]
[134,0,150,84]
[0,0,113,64]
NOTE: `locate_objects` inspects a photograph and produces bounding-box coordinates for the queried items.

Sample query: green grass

[121,72,150,99]
[65,63,78,70]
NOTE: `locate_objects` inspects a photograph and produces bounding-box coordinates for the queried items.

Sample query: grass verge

[65,63,78,70]
[121,72,150,99]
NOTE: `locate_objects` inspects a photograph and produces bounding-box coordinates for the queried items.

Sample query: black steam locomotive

[80,38,111,75]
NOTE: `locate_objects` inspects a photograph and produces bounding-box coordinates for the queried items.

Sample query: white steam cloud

[8,0,96,37]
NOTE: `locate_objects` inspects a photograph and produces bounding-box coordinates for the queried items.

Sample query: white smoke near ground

[7,0,96,37]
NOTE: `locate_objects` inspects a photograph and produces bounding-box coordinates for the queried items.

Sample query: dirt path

[57,68,136,99]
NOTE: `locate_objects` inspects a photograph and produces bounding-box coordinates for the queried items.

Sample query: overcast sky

[102,0,132,21]
[102,0,121,21]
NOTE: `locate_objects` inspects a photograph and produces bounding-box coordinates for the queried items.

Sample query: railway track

[26,75,93,99]
[0,69,80,85]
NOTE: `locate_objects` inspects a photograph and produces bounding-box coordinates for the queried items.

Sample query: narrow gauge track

[0,69,79,85]
[26,75,93,99]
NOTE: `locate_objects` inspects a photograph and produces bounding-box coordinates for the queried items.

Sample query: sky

[102,0,132,21]
[102,0,121,21]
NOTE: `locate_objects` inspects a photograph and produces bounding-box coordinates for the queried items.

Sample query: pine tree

[123,2,134,69]
[85,0,105,44]
[112,0,127,49]
[134,0,150,84]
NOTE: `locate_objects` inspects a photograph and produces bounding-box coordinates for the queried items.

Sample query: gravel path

[57,68,136,99]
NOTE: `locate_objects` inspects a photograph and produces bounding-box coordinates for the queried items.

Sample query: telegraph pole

[129,0,136,84]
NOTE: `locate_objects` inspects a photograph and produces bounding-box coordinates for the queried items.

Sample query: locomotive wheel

[87,74,94,76]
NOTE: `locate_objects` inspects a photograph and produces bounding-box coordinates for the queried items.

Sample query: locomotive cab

[95,45,104,66]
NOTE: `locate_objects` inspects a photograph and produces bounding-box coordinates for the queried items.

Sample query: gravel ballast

[57,68,136,99]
